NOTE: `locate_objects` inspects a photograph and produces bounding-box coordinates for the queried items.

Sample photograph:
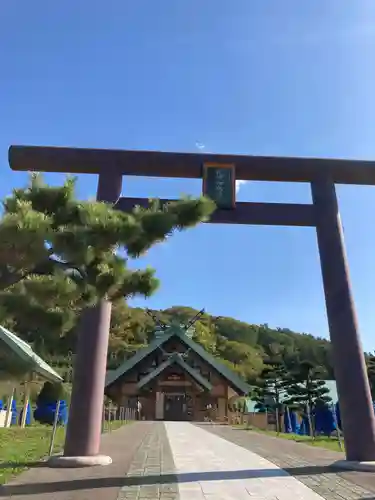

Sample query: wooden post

[20,379,31,428]
[306,403,314,440]
[332,402,344,451]
[48,400,61,456]
[5,388,15,428]
[108,401,112,432]
[312,178,375,460]
[276,407,280,435]
[63,171,122,459]
[101,404,105,434]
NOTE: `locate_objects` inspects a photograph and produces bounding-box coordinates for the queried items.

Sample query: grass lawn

[0,420,131,485]
[242,426,344,453]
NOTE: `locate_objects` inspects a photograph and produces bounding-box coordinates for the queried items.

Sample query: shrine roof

[105,329,250,395]
[136,352,213,391]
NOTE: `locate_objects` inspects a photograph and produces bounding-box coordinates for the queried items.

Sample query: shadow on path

[0,464,352,496]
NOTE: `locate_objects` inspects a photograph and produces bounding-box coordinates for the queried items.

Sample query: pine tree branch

[0,251,85,291]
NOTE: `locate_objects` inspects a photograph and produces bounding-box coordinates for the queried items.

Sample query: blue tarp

[298,415,310,435]
[314,406,336,435]
[10,398,17,425]
[284,410,298,433]
[0,399,31,425]
[34,400,68,426]
[335,402,342,430]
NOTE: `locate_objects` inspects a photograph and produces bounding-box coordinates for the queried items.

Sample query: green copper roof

[136,352,213,391]
[0,325,62,383]
[136,357,174,390]
[105,331,174,387]
[105,329,250,395]
[175,331,250,395]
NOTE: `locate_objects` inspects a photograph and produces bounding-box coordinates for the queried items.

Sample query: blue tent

[284,410,298,433]
[34,400,68,426]
[0,398,18,425]
[314,406,336,435]
[298,415,311,435]
[10,398,17,425]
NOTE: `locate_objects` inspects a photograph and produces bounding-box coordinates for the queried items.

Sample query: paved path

[2,422,375,500]
[165,422,328,499]
[118,422,179,499]
[201,423,375,499]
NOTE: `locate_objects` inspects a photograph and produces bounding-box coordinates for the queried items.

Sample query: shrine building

[105,317,250,421]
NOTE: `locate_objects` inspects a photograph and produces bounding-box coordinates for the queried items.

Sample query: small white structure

[0,409,12,428]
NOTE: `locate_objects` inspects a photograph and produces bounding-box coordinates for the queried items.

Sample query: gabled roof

[105,329,250,395]
[0,325,62,383]
[176,332,250,395]
[105,332,173,387]
[136,353,213,391]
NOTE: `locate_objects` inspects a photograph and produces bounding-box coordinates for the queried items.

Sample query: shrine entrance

[9,145,375,463]
[164,394,189,421]
[105,310,244,422]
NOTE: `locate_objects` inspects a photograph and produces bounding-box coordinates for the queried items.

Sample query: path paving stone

[118,422,179,500]
[165,422,333,500]
[199,424,375,500]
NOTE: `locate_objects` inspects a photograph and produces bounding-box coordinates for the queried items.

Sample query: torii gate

[8,145,375,467]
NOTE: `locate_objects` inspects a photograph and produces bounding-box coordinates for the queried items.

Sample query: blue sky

[1,1,375,350]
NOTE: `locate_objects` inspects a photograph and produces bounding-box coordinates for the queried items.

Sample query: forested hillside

[121,305,335,382]
[1,299,334,384]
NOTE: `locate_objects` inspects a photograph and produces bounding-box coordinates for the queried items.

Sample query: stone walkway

[118,422,178,499]
[2,422,375,499]
[201,423,375,499]
[165,422,330,499]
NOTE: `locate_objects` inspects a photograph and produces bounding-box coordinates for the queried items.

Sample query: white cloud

[235,180,247,193]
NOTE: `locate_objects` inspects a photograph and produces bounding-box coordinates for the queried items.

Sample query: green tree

[253,361,291,432]
[253,362,290,410]
[0,275,83,353]
[36,381,65,405]
[191,321,217,354]
[216,338,264,382]
[285,361,331,436]
[0,174,215,338]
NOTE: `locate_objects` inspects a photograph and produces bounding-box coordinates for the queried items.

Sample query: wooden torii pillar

[8,145,375,467]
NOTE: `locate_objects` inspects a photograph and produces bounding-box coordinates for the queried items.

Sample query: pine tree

[0,174,215,337]
[253,361,290,432]
[285,360,331,436]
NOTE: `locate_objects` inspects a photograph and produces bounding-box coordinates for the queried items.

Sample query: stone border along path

[199,423,375,500]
